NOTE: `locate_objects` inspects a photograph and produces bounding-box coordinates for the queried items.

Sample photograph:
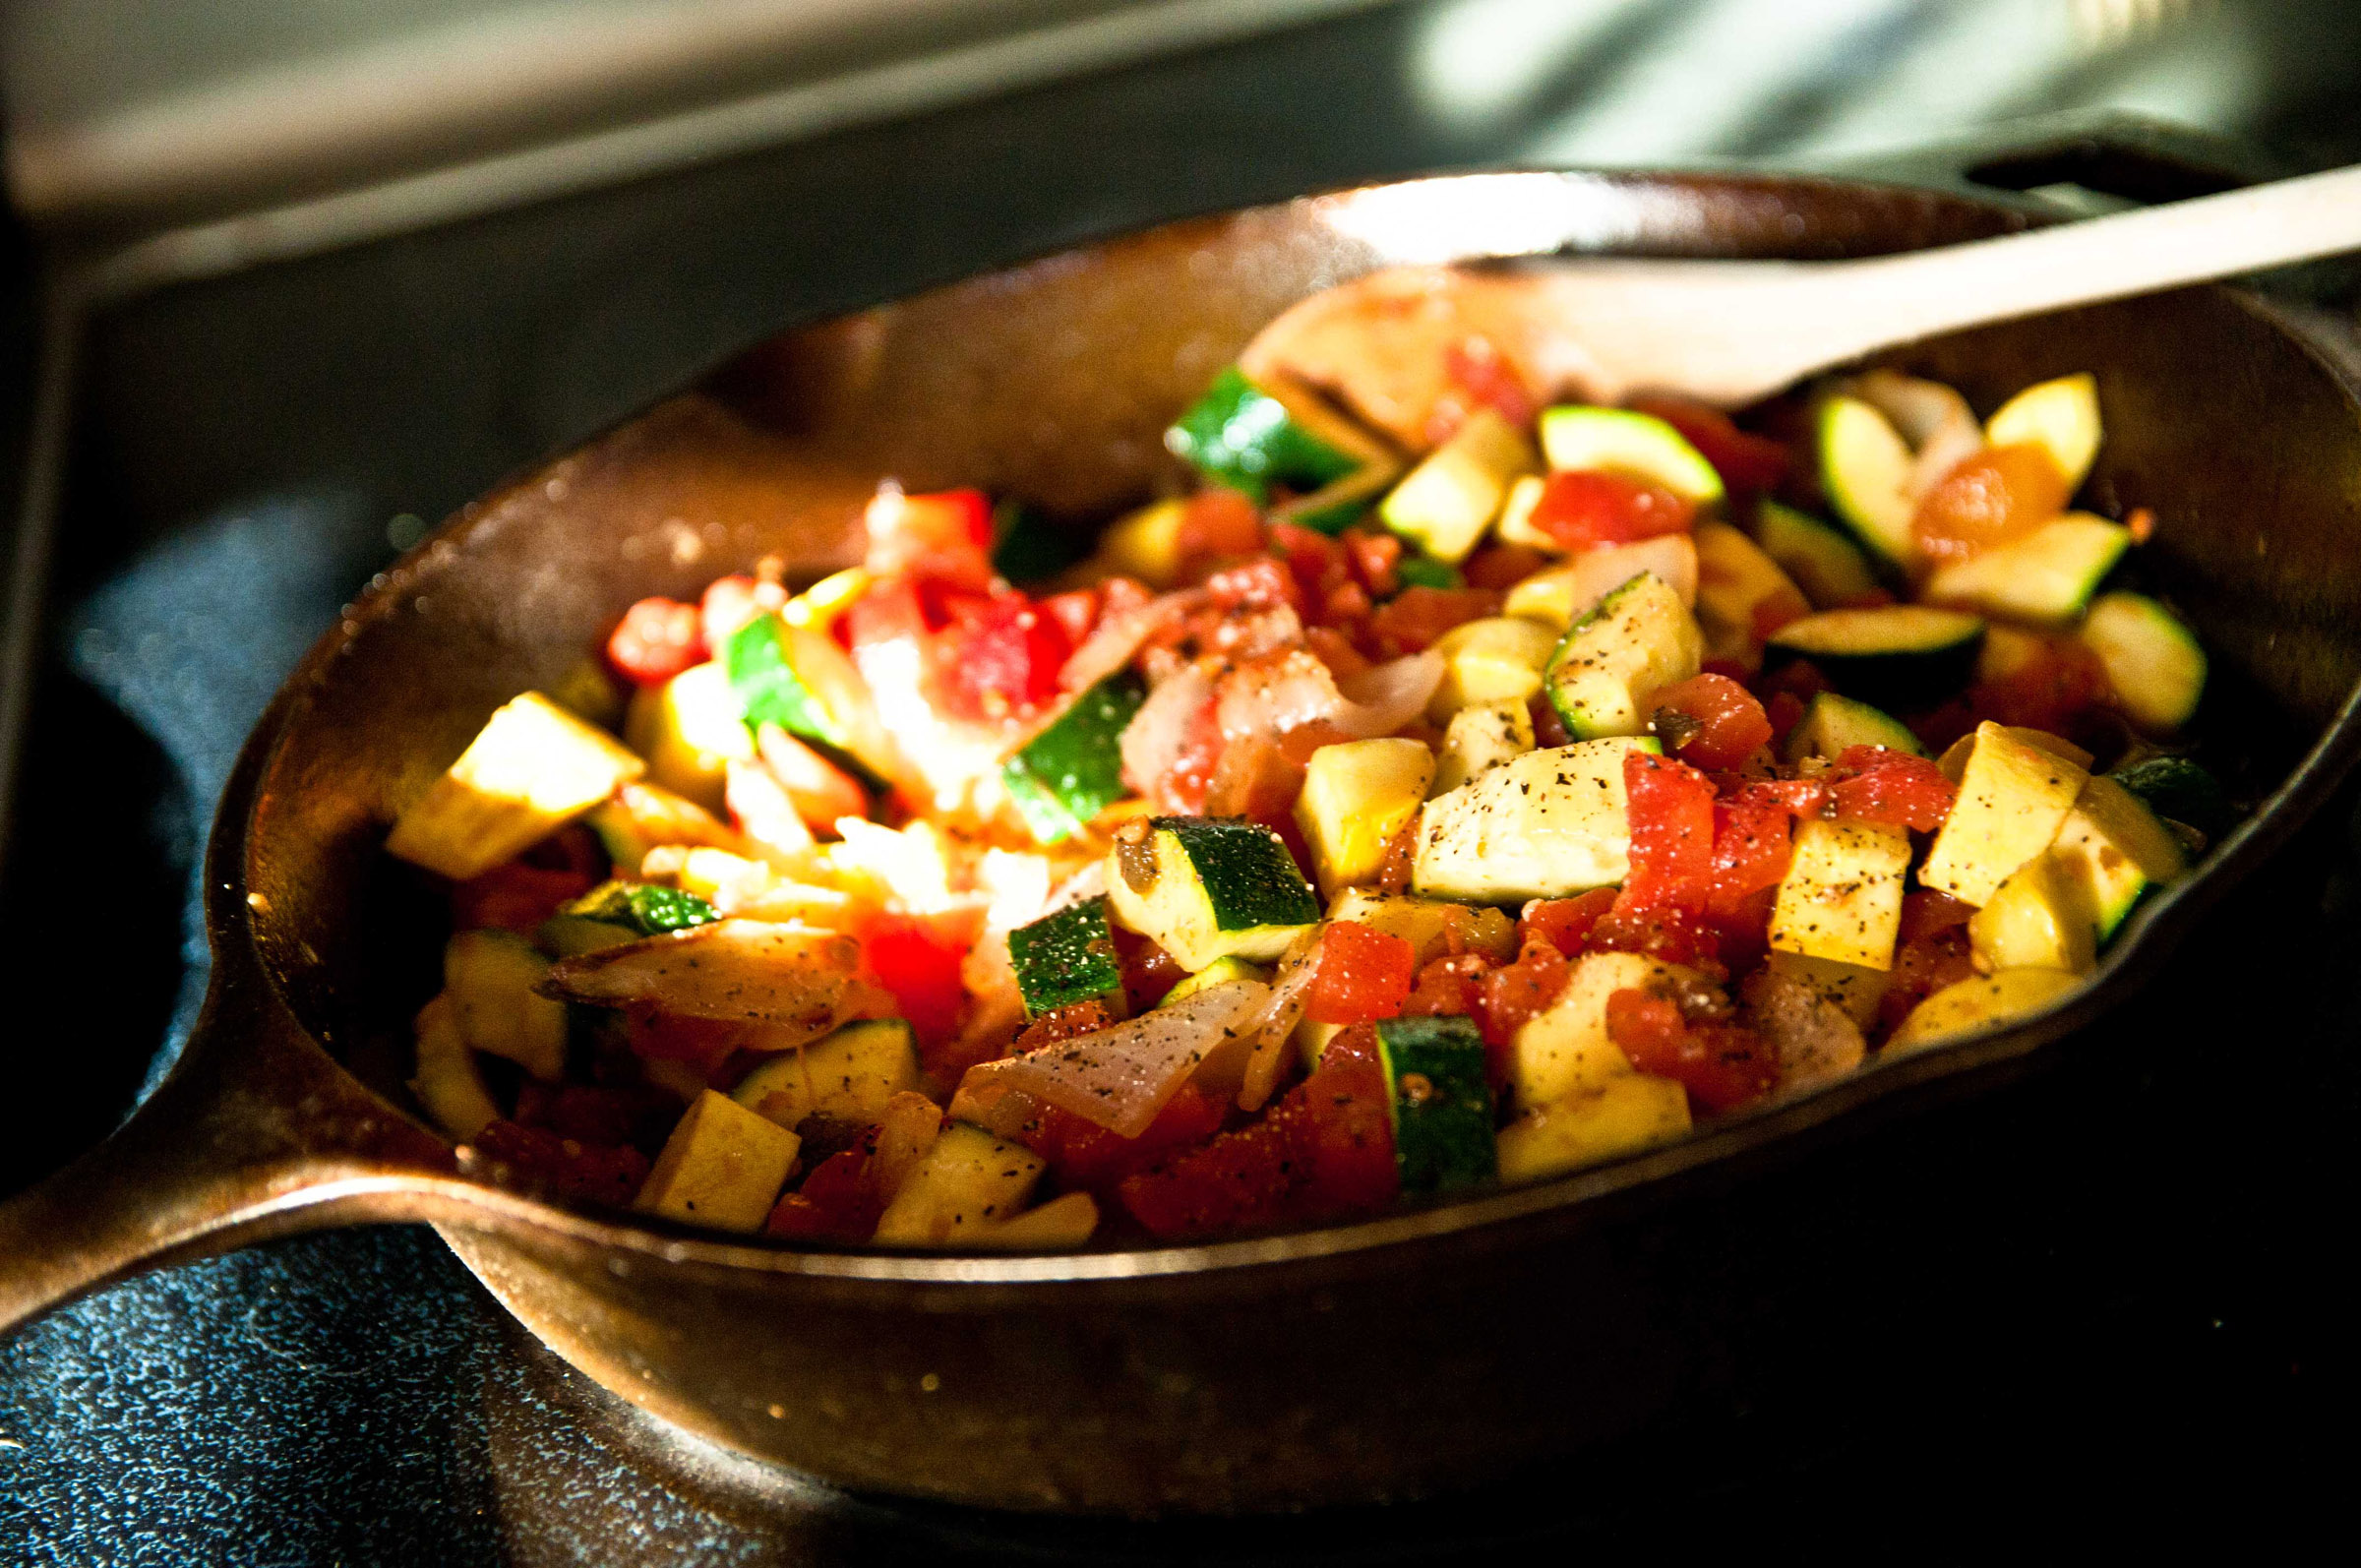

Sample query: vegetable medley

[387,292,2230,1250]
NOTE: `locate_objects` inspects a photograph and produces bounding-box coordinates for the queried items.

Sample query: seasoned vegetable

[1764,605,1984,713]
[1414,739,1659,905]
[1544,573,1703,740]
[1538,406,1724,505]
[1374,1015,1496,1195]
[389,694,645,879]
[1003,673,1146,844]
[1007,896,1124,1015]
[2080,592,2206,733]
[1106,816,1320,971]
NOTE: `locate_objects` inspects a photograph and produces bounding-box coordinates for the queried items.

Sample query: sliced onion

[1217,649,1346,744]
[1233,938,1321,1112]
[1853,369,1983,502]
[1059,587,1206,694]
[542,920,861,1044]
[1560,533,1699,611]
[1334,651,1445,737]
[1121,659,1217,803]
[960,979,1269,1138]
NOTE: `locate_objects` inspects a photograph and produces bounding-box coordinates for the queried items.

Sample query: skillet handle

[0,970,456,1337]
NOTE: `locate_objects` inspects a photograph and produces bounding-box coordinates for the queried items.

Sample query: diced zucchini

[2080,591,2206,734]
[733,1018,922,1128]
[635,1089,802,1234]
[561,879,718,936]
[1692,520,1806,668]
[2108,755,2230,839]
[1919,721,2089,907]
[1985,372,2102,491]
[625,661,756,815]
[1816,394,1917,571]
[1413,738,1660,905]
[1326,887,1517,965]
[1509,949,1696,1111]
[1374,1015,1497,1196]
[387,693,647,880]
[722,615,898,784]
[967,1190,1101,1250]
[1502,534,1698,629]
[1492,472,1552,552]
[992,498,1092,583]
[1106,816,1320,970]
[1295,738,1435,897]
[1379,408,1536,563]
[1538,406,1724,505]
[2050,774,2188,941]
[872,1121,1048,1246]
[1394,554,1464,590]
[1967,851,2094,975]
[1007,896,1125,1015]
[1764,605,1983,713]
[1432,697,1534,795]
[1165,366,1365,504]
[445,930,568,1082]
[1763,950,1889,1031]
[1001,673,1147,845]
[1768,817,1911,971]
[1495,1072,1692,1184]
[1091,499,1188,588]
[1273,458,1405,536]
[1543,572,1703,740]
[584,779,741,875]
[409,994,502,1141]
[1162,954,1272,1006]
[1425,616,1556,721]
[1886,968,2080,1055]
[1779,692,1921,763]
[1756,501,1882,608]
[1920,514,2130,625]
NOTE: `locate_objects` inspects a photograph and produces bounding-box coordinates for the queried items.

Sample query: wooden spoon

[1244,163,2361,433]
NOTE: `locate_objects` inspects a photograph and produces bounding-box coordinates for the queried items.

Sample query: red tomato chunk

[606,596,704,686]
[1651,673,1775,772]
[1302,921,1418,1025]
[1526,470,1694,550]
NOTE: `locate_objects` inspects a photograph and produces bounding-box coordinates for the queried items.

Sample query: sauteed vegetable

[388,305,2224,1249]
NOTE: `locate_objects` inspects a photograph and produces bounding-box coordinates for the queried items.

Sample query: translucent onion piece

[542,919,859,1045]
[1120,660,1217,803]
[963,979,1269,1138]
[1059,587,1205,694]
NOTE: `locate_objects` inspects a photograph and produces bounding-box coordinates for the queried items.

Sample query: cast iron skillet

[6,168,2361,1515]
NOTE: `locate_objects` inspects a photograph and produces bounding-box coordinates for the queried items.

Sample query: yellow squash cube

[386,692,645,880]
[624,660,755,815]
[1920,721,2089,906]
[1378,408,1537,564]
[635,1089,803,1234]
[1424,617,1556,721]
[1295,738,1434,897]
[1967,850,2095,975]
[1496,1074,1692,1184]
[1769,817,1911,971]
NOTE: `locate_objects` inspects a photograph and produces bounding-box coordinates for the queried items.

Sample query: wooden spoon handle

[1803,162,2361,373]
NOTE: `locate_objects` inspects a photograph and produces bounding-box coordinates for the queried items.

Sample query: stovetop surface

[6,5,2361,1561]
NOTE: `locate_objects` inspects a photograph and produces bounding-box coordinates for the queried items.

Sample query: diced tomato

[1721,775,1834,818]
[450,859,594,935]
[1911,444,2070,563]
[606,596,705,686]
[1119,1114,1299,1239]
[1007,998,1119,1057]
[1374,818,1421,894]
[1464,541,1551,591]
[860,909,980,1055]
[1038,587,1101,647]
[1272,522,1347,600]
[1531,694,1571,750]
[1018,1081,1226,1197]
[699,574,772,650]
[1428,335,1542,445]
[1113,929,1184,1013]
[1829,745,1958,832]
[766,1142,886,1243]
[864,487,996,588]
[1701,882,1779,977]
[1178,487,1266,564]
[1706,802,1791,913]
[1649,673,1775,771]
[1526,470,1694,551]
[1520,888,1619,959]
[1341,528,1402,600]
[1898,888,1975,944]
[1476,939,1571,1069]
[1399,952,1491,1023]
[1588,904,1723,972]
[1625,394,1790,495]
[1366,585,1501,656]
[936,590,1073,719]
[1206,556,1304,616]
[1604,990,1777,1114]
[629,1013,742,1076]
[1302,921,1418,1026]
[1618,751,1718,917]
[1304,625,1373,681]
[1289,1053,1400,1221]
[1766,689,1807,748]
[513,1081,673,1153]
[471,1119,651,1209]
[1877,925,1976,1039]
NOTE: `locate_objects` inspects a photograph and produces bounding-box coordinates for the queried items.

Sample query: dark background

[4,1,2359,1560]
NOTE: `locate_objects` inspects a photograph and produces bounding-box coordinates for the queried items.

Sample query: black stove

[5,5,2360,1559]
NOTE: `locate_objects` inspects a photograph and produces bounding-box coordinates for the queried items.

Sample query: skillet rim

[213,166,2361,1292]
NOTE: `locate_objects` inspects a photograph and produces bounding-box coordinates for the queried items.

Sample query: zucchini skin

[2108,755,2232,839]
[1154,816,1321,933]
[726,614,839,743]
[1165,367,1361,503]
[1007,896,1125,1015]
[1002,673,1146,844]
[1764,607,1983,715]
[1374,1015,1497,1196]
[562,879,720,936]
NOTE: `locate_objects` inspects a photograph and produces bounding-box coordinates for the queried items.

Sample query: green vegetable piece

[1007,896,1124,1015]
[1395,555,1465,591]
[992,498,1092,583]
[1375,1014,1497,1196]
[1155,816,1321,932]
[2108,755,2232,840]
[562,879,720,936]
[1003,673,1147,844]
[724,613,842,745]
[1166,367,1361,504]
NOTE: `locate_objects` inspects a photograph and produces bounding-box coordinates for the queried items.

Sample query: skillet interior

[229,169,2361,1510]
